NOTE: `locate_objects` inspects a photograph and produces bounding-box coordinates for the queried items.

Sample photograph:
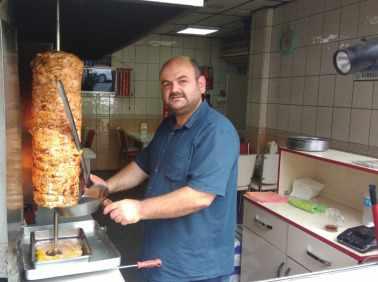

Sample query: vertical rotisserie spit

[30,51,84,209]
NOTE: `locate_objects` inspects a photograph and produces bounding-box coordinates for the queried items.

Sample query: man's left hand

[103,199,142,225]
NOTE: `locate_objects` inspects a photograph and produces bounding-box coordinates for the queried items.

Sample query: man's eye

[179,80,187,84]
[162,82,170,87]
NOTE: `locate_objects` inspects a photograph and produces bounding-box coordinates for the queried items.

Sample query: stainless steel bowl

[287,136,329,152]
[57,184,108,218]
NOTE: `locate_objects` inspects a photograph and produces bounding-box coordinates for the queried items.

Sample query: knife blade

[56,80,92,187]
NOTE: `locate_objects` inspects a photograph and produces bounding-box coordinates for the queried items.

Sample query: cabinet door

[284,257,310,277]
[241,228,286,282]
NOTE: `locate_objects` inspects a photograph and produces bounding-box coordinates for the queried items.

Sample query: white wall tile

[123,46,136,62]
[135,81,147,97]
[146,98,162,115]
[147,81,160,98]
[159,47,172,64]
[372,81,378,109]
[172,47,183,57]
[334,74,353,106]
[350,109,371,145]
[292,47,306,76]
[147,46,160,63]
[96,96,110,115]
[134,63,148,81]
[252,54,264,78]
[268,78,280,103]
[147,64,159,81]
[135,46,149,63]
[332,107,351,141]
[358,0,378,38]
[121,97,135,114]
[288,105,302,133]
[134,98,147,114]
[305,14,324,45]
[321,42,338,74]
[301,106,317,135]
[279,78,291,104]
[340,4,359,40]
[195,49,210,65]
[291,19,306,47]
[325,0,341,11]
[322,10,340,43]
[270,25,281,52]
[267,104,278,129]
[291,77,305,105]
[303,76,319,106]
[303,0,325,16]
[183,37,197,49]
[342,0,361,6]
[183,48,195,60]
[352,81,373,108]
[369,110,378,146]
[269,53,281,78]
[318,75,335,106]
[277,105,290,131]
[306,45,322,75]
[280,53,293,77]
[316,107,333,138]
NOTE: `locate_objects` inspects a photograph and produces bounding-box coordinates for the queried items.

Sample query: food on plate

[30,51,84,208]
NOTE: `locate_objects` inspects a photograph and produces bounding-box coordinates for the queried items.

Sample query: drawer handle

[276,262,284,277]
[284,267,291,276]
[306,248,332,267]
[254,216,273,230]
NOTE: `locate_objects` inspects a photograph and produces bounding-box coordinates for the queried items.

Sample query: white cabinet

[287,225,357,272]
[240,228,286,282]
[241,148,378,281]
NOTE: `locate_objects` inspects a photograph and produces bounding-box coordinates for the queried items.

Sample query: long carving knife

[56,80,92,187]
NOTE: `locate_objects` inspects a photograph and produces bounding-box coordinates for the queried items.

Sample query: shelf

[280,148,378,175]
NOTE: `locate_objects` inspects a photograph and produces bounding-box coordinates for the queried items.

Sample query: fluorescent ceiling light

[139,0,204,7]
[177,26,219,36]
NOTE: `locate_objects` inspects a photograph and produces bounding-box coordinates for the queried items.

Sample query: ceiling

[154,0,291,38]
[13,0,291,60]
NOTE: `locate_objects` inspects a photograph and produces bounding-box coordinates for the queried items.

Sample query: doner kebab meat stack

[30,51,84,208]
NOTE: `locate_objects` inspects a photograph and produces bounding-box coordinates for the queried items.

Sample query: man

[92,56,239,282]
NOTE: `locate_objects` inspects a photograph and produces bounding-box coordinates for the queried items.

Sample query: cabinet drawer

[243,200,287,252]
[287,225,358,272]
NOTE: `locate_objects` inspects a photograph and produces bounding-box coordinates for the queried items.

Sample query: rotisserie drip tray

[20,219,121,280]
[30,227,91,267]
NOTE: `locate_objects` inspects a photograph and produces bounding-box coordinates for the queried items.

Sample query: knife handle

[137,259,162,269]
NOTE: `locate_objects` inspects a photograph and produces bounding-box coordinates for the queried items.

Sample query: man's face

[160,59,206,116]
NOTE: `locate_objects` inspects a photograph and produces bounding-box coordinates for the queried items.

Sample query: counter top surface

[264,262,378,281]
[244,196,378,260]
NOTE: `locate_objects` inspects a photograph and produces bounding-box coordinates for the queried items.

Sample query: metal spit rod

[56,0,60,51]
[46,208,61,256]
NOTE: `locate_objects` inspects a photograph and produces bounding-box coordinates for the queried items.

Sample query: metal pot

[287,136,329,152]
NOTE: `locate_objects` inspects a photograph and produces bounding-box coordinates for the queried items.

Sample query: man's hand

[103,199,143,225]
[84,174,109,199]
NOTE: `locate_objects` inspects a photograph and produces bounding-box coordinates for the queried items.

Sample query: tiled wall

[246,0,378,156]
[84,33,242,170]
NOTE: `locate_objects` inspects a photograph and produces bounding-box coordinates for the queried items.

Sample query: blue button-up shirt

[135,101,239,282]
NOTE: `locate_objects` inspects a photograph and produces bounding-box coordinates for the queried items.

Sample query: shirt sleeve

[187,122,239,197]
[135,145,150,175]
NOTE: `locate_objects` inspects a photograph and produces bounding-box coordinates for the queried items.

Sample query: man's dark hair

[160,56,202,78]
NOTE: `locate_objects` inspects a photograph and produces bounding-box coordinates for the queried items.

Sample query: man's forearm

[139,186,215,220]
[107,161,149,193]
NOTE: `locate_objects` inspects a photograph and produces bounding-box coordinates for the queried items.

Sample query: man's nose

[171,81,180,92]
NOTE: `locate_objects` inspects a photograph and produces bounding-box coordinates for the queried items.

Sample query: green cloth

[288,197,327,214]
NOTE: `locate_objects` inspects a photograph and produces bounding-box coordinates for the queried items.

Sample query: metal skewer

[46,208,62,256]
[56,0,60,51]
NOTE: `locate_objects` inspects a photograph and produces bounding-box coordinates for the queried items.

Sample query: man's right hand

[83,174,109,199]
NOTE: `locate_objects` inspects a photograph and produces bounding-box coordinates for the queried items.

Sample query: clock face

[280,28,298,55]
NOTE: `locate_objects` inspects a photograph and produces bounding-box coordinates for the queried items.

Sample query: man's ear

[198,75,207,94]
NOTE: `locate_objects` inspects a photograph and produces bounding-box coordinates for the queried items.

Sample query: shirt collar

[168,101,209,130]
